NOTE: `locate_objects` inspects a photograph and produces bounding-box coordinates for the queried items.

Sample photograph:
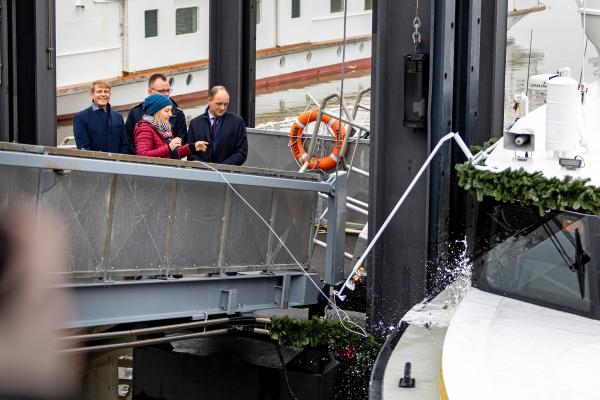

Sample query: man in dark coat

[187,85,248,166]
[125,73,188,154]
[73,80,130,154]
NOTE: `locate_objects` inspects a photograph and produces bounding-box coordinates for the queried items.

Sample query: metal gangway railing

[0,143,348,328]
[298,87,371,177]
[288,88,372,267]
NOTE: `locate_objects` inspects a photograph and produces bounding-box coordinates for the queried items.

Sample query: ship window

[365,0,373,10]
[331,0,343,13]
[176,7,198,35]
[292,0,301,18]
[256,0,262,24]
[476,203,596,314]
[144,9,158,38]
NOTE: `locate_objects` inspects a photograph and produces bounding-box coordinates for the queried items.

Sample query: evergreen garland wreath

[456,162,600,216]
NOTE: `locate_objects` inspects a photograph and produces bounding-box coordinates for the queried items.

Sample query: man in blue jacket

[187,85,248,165]
[73,80,130,154]
[124,74,188,154]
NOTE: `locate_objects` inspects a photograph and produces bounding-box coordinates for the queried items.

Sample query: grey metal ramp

[0,143,348,328]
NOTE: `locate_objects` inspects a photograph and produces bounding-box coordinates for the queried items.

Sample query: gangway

[0,143,348,328]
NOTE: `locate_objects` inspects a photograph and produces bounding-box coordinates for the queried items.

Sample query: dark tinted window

[176,7,198,35]
[292,0,301,18]
[331,0,343,13]
[475,202,597,313]
[145,9,158,38]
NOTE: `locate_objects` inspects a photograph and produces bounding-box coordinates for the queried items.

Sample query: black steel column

[449,0,504,249]
[427,0,457,293]
[368,0,434,336]
[478,0,507,140]
[13,0,56,146]
[0,0,9,141]
[447,0,482,251]
[0,0,56,145]
[209,0,256,127]
[454,0,481,146]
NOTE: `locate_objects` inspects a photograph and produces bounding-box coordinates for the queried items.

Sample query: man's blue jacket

[73,103,130,154]
[186,108,247,166]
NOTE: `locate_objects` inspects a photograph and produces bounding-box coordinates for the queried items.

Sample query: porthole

[186,74,193,85]
[168,77,175,86]
[279,56,286,68]
[336,46,342,57]
[306,51,312,63]
[359,42,364,53]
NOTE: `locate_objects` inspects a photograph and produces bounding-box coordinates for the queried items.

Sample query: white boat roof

[480,79,600,188]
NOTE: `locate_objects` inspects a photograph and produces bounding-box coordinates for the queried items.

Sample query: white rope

[335,132,474,301]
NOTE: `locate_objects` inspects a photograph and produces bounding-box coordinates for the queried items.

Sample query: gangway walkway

[0,143,348,328]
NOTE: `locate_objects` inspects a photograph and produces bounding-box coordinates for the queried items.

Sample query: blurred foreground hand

[0,205,80,399]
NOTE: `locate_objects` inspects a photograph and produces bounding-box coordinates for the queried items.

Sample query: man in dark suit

[125,73,188,154]
[186,85,248,166]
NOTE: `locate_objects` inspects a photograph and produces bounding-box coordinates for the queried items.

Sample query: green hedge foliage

[270,316,381,368]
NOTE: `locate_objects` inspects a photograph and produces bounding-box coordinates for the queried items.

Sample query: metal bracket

[325,171,347,285]
[274,274,292,308]
[39,169,58,193]
[220,289,238,315]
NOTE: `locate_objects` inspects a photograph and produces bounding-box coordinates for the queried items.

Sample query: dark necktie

[211,117,217,138]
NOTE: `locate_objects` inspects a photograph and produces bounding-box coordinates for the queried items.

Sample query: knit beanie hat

[143,94,173,116]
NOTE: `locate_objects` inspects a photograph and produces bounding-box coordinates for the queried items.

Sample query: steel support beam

[448,0,479,255]
[62,272,320,328]
[6,0,56,146]
[450,0,503,251]
[325,171,348,285]
[368,0,433,336]
[427,0,457,292]
[0,0,10,141]
[454,0,482,147]
[209,0,256,127]
[478,1,507,140]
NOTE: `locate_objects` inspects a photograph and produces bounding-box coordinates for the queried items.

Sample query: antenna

[580,0,588,87]
[525,29,533,97]
[579,38,589,86]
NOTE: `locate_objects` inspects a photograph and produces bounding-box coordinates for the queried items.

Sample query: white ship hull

[56,0,372,119]
[507,0,546,30]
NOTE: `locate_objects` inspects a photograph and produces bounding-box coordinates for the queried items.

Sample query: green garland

[456,162,600,215]
[469,137,499,155]
[270,316,381,368]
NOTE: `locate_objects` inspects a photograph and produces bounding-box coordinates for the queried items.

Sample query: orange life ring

[289,109,346,171]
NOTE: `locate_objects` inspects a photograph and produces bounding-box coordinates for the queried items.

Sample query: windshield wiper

[541,219,590,299]
[571,228,590,299]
